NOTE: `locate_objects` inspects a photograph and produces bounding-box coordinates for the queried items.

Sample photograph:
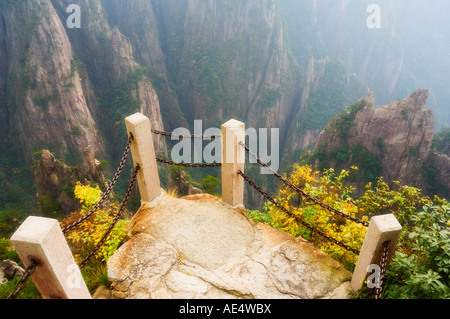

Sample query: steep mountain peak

[351,89,433,159]
[313,89,448,197]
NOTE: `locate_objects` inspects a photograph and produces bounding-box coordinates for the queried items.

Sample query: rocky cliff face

[279,0,450,130]
[1,0,449,211]
[0,0,168,212]
[313,89,449,197]
[0,0,105,163]
[0,0,166,166]
[283,57,367,164]
[34,146,110,215]
[50,0,166,155]
[427,152,450,197]
[152,0,302,137]
[0,0,307,171]
[99,0,188,132]
[350,90,434,188]
[0,0,312,211]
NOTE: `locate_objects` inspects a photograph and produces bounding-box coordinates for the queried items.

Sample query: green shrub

[356,179,449,299]
[0,240,40,299]
[247,206,273,225]
[201,175,220,196]
[249,167,450,299]
[0,238,19,262]
[37,194,60,217]
[383,202,450,299]
[0,277,41,299]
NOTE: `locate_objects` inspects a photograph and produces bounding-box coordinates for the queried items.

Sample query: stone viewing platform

[107,192,353,299]
[8,113,401,300]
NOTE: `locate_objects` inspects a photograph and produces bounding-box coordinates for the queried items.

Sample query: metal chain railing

[7,137,138,298]
[239,141,369,227]
[238,170,360,255]
[153,128,222,168]
[62,134,134,234]
[374,241,390,299]
[6,257,38,299]
[156,157,221,168]
[78,164,140,269]
[7,123,392,299]
[237,141,399,300]
[151,129,220,140]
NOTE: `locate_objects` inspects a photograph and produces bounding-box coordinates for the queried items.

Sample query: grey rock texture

[0,260,25,282]
[108,193,352,299]
[314,89,450,197]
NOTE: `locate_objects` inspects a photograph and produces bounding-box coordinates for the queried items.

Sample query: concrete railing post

[221,119,245,207]
[351,214,402,292]
[125,113,161,203]
[10,217,91,299]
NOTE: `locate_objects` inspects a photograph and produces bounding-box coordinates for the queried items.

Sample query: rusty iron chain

[156,157,221,168]
[239,141,369,227]
[78,164,140,269]
[374,241,390,299]
[62,134,134,234]
[151,129,220,140]
[238,170,360,255]
[7,257,38,299]
[8,136,136,298]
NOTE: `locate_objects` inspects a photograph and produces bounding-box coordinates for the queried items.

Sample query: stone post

[125,113,161,203]
[10,217,91,299]
[221,119,245,207]
[351,214,402,292]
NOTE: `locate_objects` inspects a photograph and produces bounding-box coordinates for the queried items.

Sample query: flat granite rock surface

[107,192,352,299]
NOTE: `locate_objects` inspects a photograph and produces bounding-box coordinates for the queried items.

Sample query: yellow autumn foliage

[73,182,102,208]
[61,182,129,264]
[266,165,368,269]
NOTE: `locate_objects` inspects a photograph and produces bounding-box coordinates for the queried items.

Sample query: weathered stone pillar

[125,113,161,203]
[351,214,402,292]
[221,119,245,207]
[10,217,91,299]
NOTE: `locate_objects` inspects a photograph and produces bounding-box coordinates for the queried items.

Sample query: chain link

[239,142,369,227]
[62,135,134,234]
[374,241,390,299]
[78,164,140,269]
[156,157,221,168]
[238,170,360,255]
[8,131,386,298]
[8,158,139,298]
[152,129,220,140]
[8,136,136,298]
[7,257,38,299]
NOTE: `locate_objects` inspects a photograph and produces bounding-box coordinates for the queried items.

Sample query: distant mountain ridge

[0,0,449,211]
[310,90,450,198]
